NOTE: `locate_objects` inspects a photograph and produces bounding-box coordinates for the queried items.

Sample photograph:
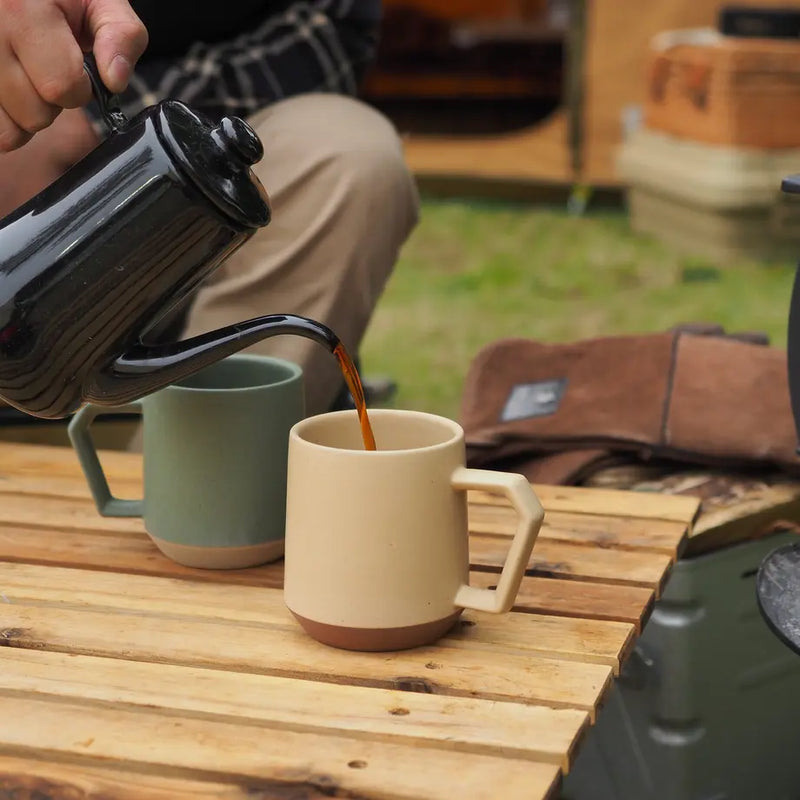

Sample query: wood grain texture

[0,441,142,479]
[0,599,614,719]
[469,485,699,524]
[0,523,286,584]
[0,441,700,524]
[0,441,695,799]
[0,467,691,558]
[470,505,688,557]
[0,525,655,632]
[471,535,674,596]
[0,562,633,675]
[0,756,288,800]
[469,572,655,633]
[0,649,588,769]
[0,695,562,800]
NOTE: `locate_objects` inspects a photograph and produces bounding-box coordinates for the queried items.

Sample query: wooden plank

[469,573,655,634]
[0,468,141,501]
[0,526,656,630]
[0,482,681,564]
[0,441,141,480]
[0,455,689,575]
[0,604,613,719]
[0,524,284,586]
[0,562,632,676]
[0,649,588,770]
[0,468,696,549]
[0,494,143,534]
[450,613,636,675]
[0,559,284,612]
[0,756,274,800]
[469,485,700,524]
[471,535,674,597]
[401,112,595,185]
[0,469,687,559]
[0,442,700,525]
[0,694,562,800]
[582,467,800,556]
[470,505,687,558]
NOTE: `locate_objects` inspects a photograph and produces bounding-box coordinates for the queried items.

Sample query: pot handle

[83,54,127,133]
[451,467,544,614]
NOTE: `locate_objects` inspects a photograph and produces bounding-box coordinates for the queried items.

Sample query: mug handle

[450,467,544,614]
[67,402,143,517]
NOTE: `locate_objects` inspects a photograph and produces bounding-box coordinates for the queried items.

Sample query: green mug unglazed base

[150,534,285,569]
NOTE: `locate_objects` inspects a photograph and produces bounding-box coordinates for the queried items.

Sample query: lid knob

[214,116,263,166]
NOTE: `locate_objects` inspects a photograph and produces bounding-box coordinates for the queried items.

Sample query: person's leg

[181,93,420,416]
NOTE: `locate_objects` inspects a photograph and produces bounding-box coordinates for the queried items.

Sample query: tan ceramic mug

[283,408,545,651]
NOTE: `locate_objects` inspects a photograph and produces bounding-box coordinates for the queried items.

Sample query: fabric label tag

[500,378,567,422]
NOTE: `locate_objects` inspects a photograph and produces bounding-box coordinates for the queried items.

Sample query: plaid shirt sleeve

[86,1,379,133]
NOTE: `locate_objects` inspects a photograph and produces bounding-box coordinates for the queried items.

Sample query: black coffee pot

[0,57,338,418]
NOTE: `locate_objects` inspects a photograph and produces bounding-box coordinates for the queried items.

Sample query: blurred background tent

[360,0,786,197]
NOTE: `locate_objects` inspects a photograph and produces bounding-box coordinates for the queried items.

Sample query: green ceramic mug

[68,354,304,569]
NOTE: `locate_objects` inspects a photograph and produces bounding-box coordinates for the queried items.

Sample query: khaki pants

[184,92,420,417]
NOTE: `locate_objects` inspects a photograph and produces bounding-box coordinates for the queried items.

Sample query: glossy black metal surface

[84,54,128,132]
[0,59,335,419]
[787,268,800,450]
[158,102,270,229]
[99,313,339,402]
[784,176,800,452]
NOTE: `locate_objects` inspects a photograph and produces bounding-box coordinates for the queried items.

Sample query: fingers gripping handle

[67,402,143,517]
[83,54,127,132]
[451,467,544,614]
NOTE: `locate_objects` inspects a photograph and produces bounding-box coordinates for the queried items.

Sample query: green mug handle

[67,402,144,517]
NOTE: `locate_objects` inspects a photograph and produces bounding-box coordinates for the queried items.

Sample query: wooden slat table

[0,442,699,800]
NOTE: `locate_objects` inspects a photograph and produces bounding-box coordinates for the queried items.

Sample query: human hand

[0,0,147,152]
[0,107,99,217]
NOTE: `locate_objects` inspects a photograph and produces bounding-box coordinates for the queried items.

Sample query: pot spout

[87,313,339,406]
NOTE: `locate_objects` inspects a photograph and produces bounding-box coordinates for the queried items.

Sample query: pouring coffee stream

[0,56,376,449]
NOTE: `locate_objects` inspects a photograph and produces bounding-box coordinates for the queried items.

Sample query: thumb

[84,0,148,93]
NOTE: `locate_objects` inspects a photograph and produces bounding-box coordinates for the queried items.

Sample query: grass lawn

[361,198,797,421]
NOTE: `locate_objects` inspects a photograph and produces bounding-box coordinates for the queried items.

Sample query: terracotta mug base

[291,609,463,651]
[150,536,285,569]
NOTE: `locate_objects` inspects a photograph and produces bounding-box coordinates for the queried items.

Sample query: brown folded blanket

[460,329,800,484]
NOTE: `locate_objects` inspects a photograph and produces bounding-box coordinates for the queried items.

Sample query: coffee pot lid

[155,101,271,229]
[85,56,270,230]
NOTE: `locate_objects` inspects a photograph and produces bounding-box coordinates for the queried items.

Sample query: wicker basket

[644,28,800,149]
